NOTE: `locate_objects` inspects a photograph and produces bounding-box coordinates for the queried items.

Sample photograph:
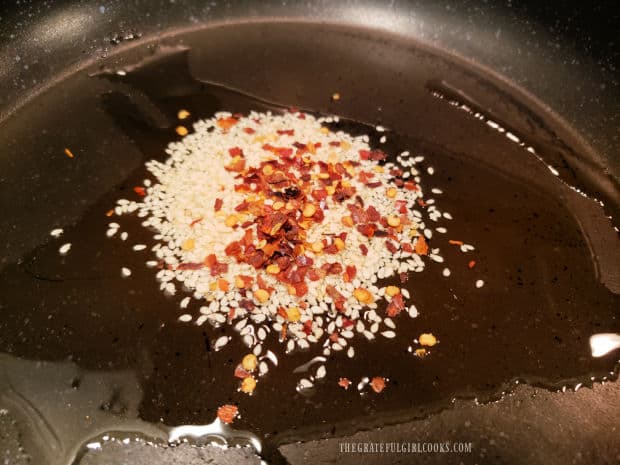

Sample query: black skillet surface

[0,2,618,465]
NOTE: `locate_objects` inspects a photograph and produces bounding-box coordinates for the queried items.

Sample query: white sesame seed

[50,228,64,238]
[442,268,451,277]
[121,267,132,277]
[213,336,230,351]
[58,243,72,255]
[105,110,480,397]
[259,361,269,375]
[476,279,485,288]
[178,314,192,322]
[297,378,313,391]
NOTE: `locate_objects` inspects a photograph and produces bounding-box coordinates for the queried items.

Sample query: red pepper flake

[366,206,381,221]
[417,198,427,207]
[225,157,245,172]
[64,148,75,158]
[404,181,418,191]
[395,200,408,214]
[276,147,293,157]
[386,293,405,317]
[228,147,244,157]
[468,260,476,269]
[449,239,464,246]
[217,117,238,130]
[357,223,376,238]
[176,262,205,270]
[277,129,295,136]
[326,285,346,312]
[214,198,223,212]
[370,377,387,393]
[343,265,357,282]
[385,240,398,254]
[321,262,343,275]
[358,171,375,183]
[224,241,242,256]
[342,317,355,328]
[204,254,229,276]
[302,319,313,335]
[243,127,256,134]
[238,299,255,312]
[190,217,203,227]
[293,281,309,297]
[234,364,251,379]
[359,244,369,256]
[415,236,429,256]
[133,186,146,196]
[338,378,351,390]
[217,404,238,424]
[277,306,288,319]
[359,149,387,161]
[105,209,114,217]
[399,272,409,283]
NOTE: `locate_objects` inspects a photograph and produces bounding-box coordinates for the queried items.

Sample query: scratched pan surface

[0,3,619,465]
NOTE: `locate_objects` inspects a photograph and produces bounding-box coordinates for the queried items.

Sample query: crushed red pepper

[216,404,239,424]
[338,378,351,390]
[370,376,387,393]
[133,186,146,197]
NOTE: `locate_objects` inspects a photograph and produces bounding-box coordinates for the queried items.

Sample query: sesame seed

[442,268,451,277]
[104,109,479,398]
[213,336,230,351]
[50,228,64,238]
[58,243,72,255]
[121,267,132,277]
[476,279,485,288]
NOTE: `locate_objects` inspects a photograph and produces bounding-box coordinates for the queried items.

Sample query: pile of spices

[104,109,481,402]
